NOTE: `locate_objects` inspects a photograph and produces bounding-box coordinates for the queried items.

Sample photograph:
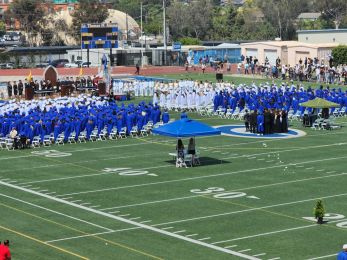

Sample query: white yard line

[0,181,260,260]
[306,254,337,260]
[173,230,186,234]
[186,234,198,237]
[225,245,238,249]
[20,165,169,185]
[148,192,347,227]
[90,172,347,211]
[60,155,347,197]
[253,253,266,257]
[7,141,346,186]
[0,193,112,231]
[239,249,252,253]
[198,237,211,241]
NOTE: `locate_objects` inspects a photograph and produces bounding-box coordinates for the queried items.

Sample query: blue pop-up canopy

[152,118,221,138]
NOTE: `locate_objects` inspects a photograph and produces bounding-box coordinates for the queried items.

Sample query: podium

[216,73,223,81]
[98,82,106,96]
[61,85,73,97]
[25,87,34,100]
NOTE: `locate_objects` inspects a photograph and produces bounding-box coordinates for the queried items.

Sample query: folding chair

[43,135,52,146]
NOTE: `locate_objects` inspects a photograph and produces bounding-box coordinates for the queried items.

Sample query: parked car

[81,62,91,67]
[50,59,69,68]
[36,63,49,68]
[64,63,79,68]
[0,63,14,69]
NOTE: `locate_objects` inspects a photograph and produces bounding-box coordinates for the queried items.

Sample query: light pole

[163,0,167,66]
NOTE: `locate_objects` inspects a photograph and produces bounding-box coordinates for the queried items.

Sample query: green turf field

[0,108,347,260]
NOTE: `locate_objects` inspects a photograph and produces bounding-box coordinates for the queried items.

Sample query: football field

[1,112,347,260]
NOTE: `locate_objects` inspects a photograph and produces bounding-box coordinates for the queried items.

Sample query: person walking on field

[0,240,11,260]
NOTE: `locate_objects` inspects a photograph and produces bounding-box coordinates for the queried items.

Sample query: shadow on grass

[165,156,231,166]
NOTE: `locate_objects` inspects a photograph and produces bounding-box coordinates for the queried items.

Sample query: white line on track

[0,193,112,231]
[253,253,266,257]
[0,181,260,260]
[326,171,336,174]
[305,167,314,170]
[306,253,337,260]
[60,155,347,197]
[316,169,324,172]
[268,257,280,260]
[186,234,198,237]
[98,172,347,211]
[89,205,100,208]
[108,211,120,214]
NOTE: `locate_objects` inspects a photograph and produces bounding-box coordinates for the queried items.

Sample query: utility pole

[126,12,129,41]
[141,1,144,67]
[163,0,167,66]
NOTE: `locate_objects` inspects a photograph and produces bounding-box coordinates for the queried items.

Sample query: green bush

[314,199,325,219]
[332,45,347,65]
[178,37,201,45]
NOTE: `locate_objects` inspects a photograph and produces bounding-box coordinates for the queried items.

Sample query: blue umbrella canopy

[152,118,221,138]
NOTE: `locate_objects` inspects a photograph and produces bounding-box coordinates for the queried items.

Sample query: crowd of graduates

[0,95,170,146]
[212,84,347,116]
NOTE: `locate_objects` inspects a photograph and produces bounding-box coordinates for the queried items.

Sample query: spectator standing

[337,244,347,260]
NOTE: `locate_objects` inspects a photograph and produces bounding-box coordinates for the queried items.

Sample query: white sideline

[60,155,347,197]
[0,181,260,260]
[0,193,112,231]
[99,172,347,210]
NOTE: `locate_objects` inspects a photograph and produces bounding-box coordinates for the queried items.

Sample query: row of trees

[2,0,347,46]
[117,0,347,42]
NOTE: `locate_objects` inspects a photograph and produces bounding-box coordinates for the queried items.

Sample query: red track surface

[0,65,237,78]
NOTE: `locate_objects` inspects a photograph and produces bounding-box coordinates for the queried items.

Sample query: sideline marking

[0,181,260,260]
[0,224,89,260]
[0,193,112,231]
[61,156,347,197]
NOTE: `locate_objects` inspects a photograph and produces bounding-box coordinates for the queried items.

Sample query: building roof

[209,43,240,49]
[297,29,347,33]
[297,12,321,20]
[241,41,339,49]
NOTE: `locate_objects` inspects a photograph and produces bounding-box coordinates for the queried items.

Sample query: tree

[72,0,109,41]
[9,0,47,46]
[187,0,213,39]
[179,37,201,45]
[167,2,190,39]
[314,199,325,224]
[315,0,347,29]
[0,21,6,37]
[332,45,347,65]
[256,0,310,40]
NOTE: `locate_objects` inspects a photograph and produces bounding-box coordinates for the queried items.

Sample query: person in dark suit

[281,110,288,133]
[269,109,275,134]
[264,109,271,135]
[250,110,257,134]
[7,82,12,98]
[18,80,24,96]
